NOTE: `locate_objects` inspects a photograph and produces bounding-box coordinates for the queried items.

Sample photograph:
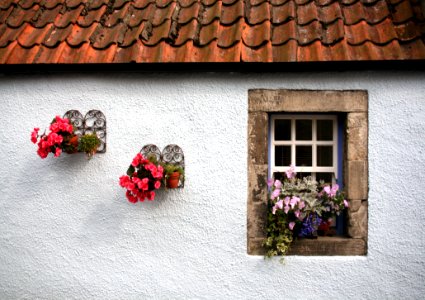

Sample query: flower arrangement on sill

[264,165,349,259]
[161,163,184,189]
[119,153,164,203]
[31,116,100,159]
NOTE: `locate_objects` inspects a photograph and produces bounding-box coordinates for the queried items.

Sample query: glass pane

[316,172,333,184]
[317,146,333,166]
[296,120,312,140]
[275,146,291,166]
[297,172,311,180]
[273,172,285,182]
[274,119,291,141]
[317,120,334,141]
[296,146,312,166]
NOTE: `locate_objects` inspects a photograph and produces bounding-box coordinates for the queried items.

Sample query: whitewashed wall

[0,71,424,299]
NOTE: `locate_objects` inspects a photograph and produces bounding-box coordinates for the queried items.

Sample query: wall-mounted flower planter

[119,144,185,203]
[31,110,106,159]
[141,144,185,188]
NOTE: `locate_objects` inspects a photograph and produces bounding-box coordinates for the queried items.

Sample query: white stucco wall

[0,71,424,299]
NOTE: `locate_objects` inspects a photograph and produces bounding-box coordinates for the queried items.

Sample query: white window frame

[270,114,338,182]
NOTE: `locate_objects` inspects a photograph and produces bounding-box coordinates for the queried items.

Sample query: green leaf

[127,165,135,176]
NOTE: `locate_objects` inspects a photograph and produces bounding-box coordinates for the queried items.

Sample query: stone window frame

[248,89,368,256]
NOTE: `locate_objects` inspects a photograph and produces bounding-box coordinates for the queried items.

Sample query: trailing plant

[264,165,349,259]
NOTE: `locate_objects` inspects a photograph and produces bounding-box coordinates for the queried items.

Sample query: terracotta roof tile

[270,1,295,25]
[133,0,154,9]
[65,0,86,8]
[6,4,38,28]
[242,20,270,47]
[84,0,107,10]
[345,19,398,45]
[242,41,272,61]
[103,2,131,27]
[272,39,297,61]
[296,2,318,25]
[271,19,296,45]
[198,18,218,45]
[0,5,14,24]
[54,4,84,28]
[77,5,107,27]
[200,1,220,25]
[6,42,40,63]
[44,23,72,47]
[66,23,97,46]
[391,0,415,24]
[221,0,243,25]
[217,19,242,48]
[178,2,199,24]
[32,4,63,27]
[247,1,269,25]
[342,0,389,25]
[0,0,424,63]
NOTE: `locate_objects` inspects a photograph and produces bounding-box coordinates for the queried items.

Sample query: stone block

[348,200,368,239]
[248,89,368,113]
[248,112,268,165]
[247,201,268,238]
[346,160,368,200]
[248,237,266,255]
[347,112,368,161]
[247,164,268,204]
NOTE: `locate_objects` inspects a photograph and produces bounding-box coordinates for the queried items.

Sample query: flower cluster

[264,165,349,258]
[119,153,164,203]
[31,116,75,159]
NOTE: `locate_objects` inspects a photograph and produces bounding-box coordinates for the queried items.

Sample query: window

[270,115,339,184]
[247,90,368,256]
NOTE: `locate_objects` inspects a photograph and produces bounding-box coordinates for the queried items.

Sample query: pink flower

[289,222,295,230]
[344,199,349,208]
[154,181,161,189]
[285,164,296,179]
[131,153,143,167]
[147,191,155,201]
[271,189,280,200]
[294,210,300,219]
[290,196,300,209]
[31,128,39,144]
[272,199,284,214]
[298,201,305,210]
[284,205,290,214]
[284,196,290,206]
[267,178,274,187]
[54,147,62,157]
[126,191,138,203]
[274,180,282,189]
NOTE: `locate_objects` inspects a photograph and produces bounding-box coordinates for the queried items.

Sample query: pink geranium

[119,153,164,203]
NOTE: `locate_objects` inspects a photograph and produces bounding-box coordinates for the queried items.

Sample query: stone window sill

[248,236,367,256]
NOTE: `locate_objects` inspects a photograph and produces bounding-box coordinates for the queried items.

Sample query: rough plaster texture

[0,71,424,299]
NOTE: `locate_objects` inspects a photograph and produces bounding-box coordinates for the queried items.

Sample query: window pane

[296,146,312,166]
[316,172,333,184]
[317,120,333,141]
[274,119,291,141]
[297,172,311,180]
[273,172,285,181]
[296,120,312,140]
[317,146,333,166]
[275,146,291,166]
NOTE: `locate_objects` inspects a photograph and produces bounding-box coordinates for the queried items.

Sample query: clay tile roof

[0,0,424,63]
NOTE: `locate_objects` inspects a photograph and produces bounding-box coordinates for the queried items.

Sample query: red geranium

[119,153,164,203]
[31,116,77,159]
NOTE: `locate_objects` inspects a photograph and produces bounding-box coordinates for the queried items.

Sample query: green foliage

[78,134,100,157]
[162,163,184,176]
